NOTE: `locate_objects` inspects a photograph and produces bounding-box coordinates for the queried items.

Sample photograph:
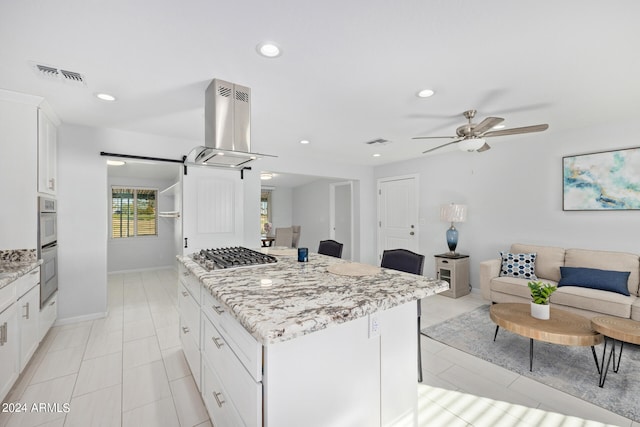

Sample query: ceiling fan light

[458,138,485,152]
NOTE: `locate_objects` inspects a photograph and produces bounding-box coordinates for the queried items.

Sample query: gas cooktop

[191,246,278,271]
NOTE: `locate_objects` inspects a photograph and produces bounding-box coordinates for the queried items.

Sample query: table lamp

[440,203,467,255]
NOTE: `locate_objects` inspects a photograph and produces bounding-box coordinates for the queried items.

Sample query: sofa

[480,243,640,321]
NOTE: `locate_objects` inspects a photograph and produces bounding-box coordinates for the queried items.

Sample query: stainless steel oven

[38,196,58,307]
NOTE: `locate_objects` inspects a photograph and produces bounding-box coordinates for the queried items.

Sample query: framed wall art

[563,147,640,210]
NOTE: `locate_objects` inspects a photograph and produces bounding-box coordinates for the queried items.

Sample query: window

[112,187,158,238]
[260,189,272,234]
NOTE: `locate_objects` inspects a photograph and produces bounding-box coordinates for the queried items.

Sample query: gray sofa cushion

[552,285,636,318]
[511,243,565,282]
[565,248,640,296]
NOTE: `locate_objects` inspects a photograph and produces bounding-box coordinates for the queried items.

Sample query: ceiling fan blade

[473,117,504,135]
[483,124,549,137]
[412,135,457,140]
[422,139,462,154]
[476,142,491,152]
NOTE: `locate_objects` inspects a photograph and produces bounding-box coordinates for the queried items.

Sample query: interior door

[377,175,418,262]
[182,165,244,253]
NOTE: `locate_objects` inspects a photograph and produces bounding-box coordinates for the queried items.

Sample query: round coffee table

[489,303,603,372]
[590,316,640,387]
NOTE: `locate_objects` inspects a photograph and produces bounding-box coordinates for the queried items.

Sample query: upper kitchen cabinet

[0,89,60,249]
[37,109,58,195]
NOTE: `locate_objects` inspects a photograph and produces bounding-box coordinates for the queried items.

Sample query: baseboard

[107,265,176,275]
[54,311,107,326]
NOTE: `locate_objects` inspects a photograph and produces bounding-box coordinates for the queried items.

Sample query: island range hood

[186,79,274,168]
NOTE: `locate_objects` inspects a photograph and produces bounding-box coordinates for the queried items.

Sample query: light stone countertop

[0,249,41,290]
[178,252,449,345]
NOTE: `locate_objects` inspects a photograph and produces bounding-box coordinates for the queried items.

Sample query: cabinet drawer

[202,317,261,427]
[202,290,262,382]
[180,317,201,389]
[178,284,200,340]
[16,267,39,299]
[178,265,201,304]
[201,357,245,427]
[0,281,16,314]
[39,292,57,342]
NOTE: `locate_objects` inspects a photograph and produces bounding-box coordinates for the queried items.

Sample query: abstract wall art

[563,147,640,210]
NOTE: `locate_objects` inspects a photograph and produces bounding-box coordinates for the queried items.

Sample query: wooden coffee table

[489,303,603,372]
[590,316,640,387]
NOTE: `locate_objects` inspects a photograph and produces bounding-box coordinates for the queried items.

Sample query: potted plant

[528,281,557,320]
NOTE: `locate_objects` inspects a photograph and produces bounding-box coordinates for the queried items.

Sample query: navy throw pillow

[558,267,630,296]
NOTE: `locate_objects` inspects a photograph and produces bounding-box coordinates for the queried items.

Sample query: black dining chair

[317,239,344,258]
[380,248,425,382]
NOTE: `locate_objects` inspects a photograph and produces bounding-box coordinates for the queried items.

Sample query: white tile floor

[0,268,636,427]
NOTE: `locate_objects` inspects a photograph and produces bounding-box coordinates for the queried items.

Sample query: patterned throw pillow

[499,252,538,279]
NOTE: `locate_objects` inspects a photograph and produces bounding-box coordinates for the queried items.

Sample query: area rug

[421,305,640,422]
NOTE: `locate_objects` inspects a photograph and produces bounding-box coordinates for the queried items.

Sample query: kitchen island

[177,250,448,427]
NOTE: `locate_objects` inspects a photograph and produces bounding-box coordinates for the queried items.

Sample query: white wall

[292,179,337,251]
[373,118,640,288]
[107,175,177,272]
[269,187,293,230]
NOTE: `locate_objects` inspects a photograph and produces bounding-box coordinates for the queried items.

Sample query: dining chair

[291,225,301,248]
[380,248,425,382]
[274,227,294,247]
[317,239,344,258]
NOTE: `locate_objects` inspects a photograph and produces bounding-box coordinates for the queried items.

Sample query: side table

[590,316,640,387]
[435,253,470,298]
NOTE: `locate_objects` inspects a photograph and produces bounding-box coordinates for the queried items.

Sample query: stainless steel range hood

[186,79,275,168]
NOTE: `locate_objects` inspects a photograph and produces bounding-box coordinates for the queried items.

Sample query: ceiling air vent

[364,138,390,146]
[30,62,87,86]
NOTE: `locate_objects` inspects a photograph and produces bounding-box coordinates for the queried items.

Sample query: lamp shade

[458,138,485,152]
[440,203,467,223]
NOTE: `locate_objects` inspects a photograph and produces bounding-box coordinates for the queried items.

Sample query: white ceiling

[2,1,639,166]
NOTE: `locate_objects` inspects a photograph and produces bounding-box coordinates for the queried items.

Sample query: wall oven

[38,196,58,307]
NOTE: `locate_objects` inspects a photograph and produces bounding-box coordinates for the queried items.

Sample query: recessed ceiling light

[257,42,282,58]
[261,172,274,180]
[299,140,310,145]
[372,153,381,157]
[95,93,117,102]
[417,89,435,98]
[106,160,125,166]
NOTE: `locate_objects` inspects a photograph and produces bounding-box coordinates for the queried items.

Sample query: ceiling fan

[413,110,549,154]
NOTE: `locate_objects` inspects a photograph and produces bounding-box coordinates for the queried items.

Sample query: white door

[330,182,353,260]
[182,165,244,253]
[377,175,418,262]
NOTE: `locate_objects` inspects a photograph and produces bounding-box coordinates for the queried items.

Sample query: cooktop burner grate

[192,246,277,271]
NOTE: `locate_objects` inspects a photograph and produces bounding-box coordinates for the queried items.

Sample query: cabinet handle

[212,336,225,349]
[213,391,225,408]
[212,305,224,315]
[409,231,415,235]
[49,178,55,190]
[182,291,189,297]
[0,322,6,346]
[23,302,30,320]
[182,326,190,334]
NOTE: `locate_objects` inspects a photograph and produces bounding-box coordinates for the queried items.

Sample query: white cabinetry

[39,292,57,342]
[0,287,18,402]
[37,110,58,195]
[178,265,201,389]
[16,268,40,372]
[0,90,60,249]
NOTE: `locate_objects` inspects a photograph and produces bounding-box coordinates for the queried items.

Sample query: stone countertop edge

[177,254,449,346]
[0,260,43,290]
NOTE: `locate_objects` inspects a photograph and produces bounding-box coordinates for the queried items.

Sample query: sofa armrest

[480,259,501,301]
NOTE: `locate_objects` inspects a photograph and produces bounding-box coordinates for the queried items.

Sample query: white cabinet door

[38,109,57,195]
[0,304,19,402]
[182,166,244,253]
[18,284,40,372]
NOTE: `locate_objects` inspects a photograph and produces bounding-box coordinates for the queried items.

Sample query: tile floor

[0,267,636,427]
